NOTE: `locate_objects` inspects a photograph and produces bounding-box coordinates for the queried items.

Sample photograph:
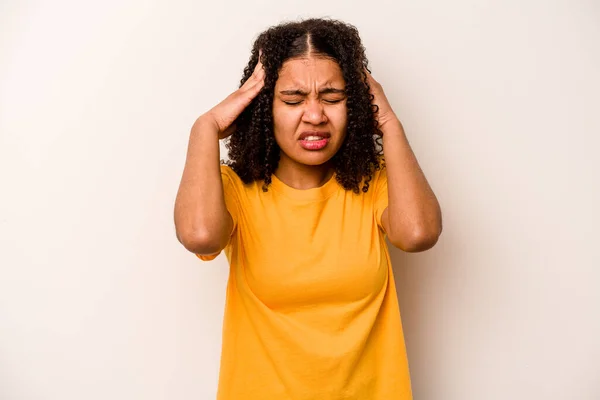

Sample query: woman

[174,18,442,400]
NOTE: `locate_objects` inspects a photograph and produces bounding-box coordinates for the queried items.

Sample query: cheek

[273,108,302,135]
[327,107,348,131]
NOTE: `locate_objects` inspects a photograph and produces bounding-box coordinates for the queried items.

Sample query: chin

[297,155,334,166]
[286,147,339,167]
[282,150,335,167]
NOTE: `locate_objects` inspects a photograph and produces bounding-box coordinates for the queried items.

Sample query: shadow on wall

[389,233,457,398]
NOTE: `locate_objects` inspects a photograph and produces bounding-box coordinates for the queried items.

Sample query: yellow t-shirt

[197,164,412,400]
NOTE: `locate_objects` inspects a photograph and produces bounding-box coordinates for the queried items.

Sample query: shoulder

[219,163,263,198]
[219,163,243,186]
[219,163,236,178]
[374,156,386,176]
[368,157,387,189]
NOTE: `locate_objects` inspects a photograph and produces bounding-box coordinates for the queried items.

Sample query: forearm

[381,119,442,248]
[174,116,232,253]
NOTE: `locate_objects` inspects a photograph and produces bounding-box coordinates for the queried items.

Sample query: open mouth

[298,132,330,151]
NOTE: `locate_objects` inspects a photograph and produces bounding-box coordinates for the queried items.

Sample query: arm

[174,54,265,255]
[174,117,233,255]
[380,120,442,252]
[367,72,443,252]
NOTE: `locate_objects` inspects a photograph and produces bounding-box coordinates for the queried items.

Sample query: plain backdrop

[1,0,599,399]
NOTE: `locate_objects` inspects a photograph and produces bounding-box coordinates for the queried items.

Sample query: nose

[301,99,328,125]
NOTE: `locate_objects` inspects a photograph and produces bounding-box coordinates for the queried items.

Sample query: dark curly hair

[226,18,384,193]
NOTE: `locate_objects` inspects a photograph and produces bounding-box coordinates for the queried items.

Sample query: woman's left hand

[365,69,399,131]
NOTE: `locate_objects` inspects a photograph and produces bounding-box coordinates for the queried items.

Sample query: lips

[298,131,330,151]
[298,131,331,140]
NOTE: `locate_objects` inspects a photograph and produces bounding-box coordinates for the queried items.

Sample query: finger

[241,72,264,93]
[241,70,265,94]
[240,64,265,91]
[235,79,264,110]
[253,50,265,76]
[255,63,265,79]
[239,73,265,91]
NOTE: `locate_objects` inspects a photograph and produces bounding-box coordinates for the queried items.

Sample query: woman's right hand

[201,54,265,139]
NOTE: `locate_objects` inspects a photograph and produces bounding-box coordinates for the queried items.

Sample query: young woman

[174,18,442,400]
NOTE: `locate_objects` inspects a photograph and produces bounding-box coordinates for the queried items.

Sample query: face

[272,56,348,168]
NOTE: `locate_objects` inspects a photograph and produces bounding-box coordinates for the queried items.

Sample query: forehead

[276,57,345,88]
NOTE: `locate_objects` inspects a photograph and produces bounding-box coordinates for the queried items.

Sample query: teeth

[304,136,323,141]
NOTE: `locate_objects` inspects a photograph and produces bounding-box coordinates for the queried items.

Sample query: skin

[272,56,348,189]
[271,56,442,251]
[174,54,265,254]
[366,72,443,251]
[174,50,442,255]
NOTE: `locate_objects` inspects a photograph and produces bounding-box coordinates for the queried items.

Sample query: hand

[202,53,265,139]
[365,69,398,131]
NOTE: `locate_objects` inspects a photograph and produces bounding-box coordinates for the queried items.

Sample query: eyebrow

[279,88,346,96]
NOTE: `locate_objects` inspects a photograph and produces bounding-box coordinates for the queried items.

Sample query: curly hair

[225,18,384,193]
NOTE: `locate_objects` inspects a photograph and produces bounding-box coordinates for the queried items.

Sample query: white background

[1,0,599,399]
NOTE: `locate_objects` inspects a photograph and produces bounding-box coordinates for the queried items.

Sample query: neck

[274,156,334,190]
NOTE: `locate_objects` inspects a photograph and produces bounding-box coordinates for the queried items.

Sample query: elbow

[401,231,441,252]
[388,225,442,253]
[176,228,225,255]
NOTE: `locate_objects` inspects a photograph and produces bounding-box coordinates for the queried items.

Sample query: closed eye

[282,99,344,106]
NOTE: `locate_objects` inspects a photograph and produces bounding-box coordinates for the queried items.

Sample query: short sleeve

[373,164,389,231]
[196,164,242,261]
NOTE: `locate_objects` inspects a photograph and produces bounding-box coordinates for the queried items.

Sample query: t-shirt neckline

[269,171,339,201]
